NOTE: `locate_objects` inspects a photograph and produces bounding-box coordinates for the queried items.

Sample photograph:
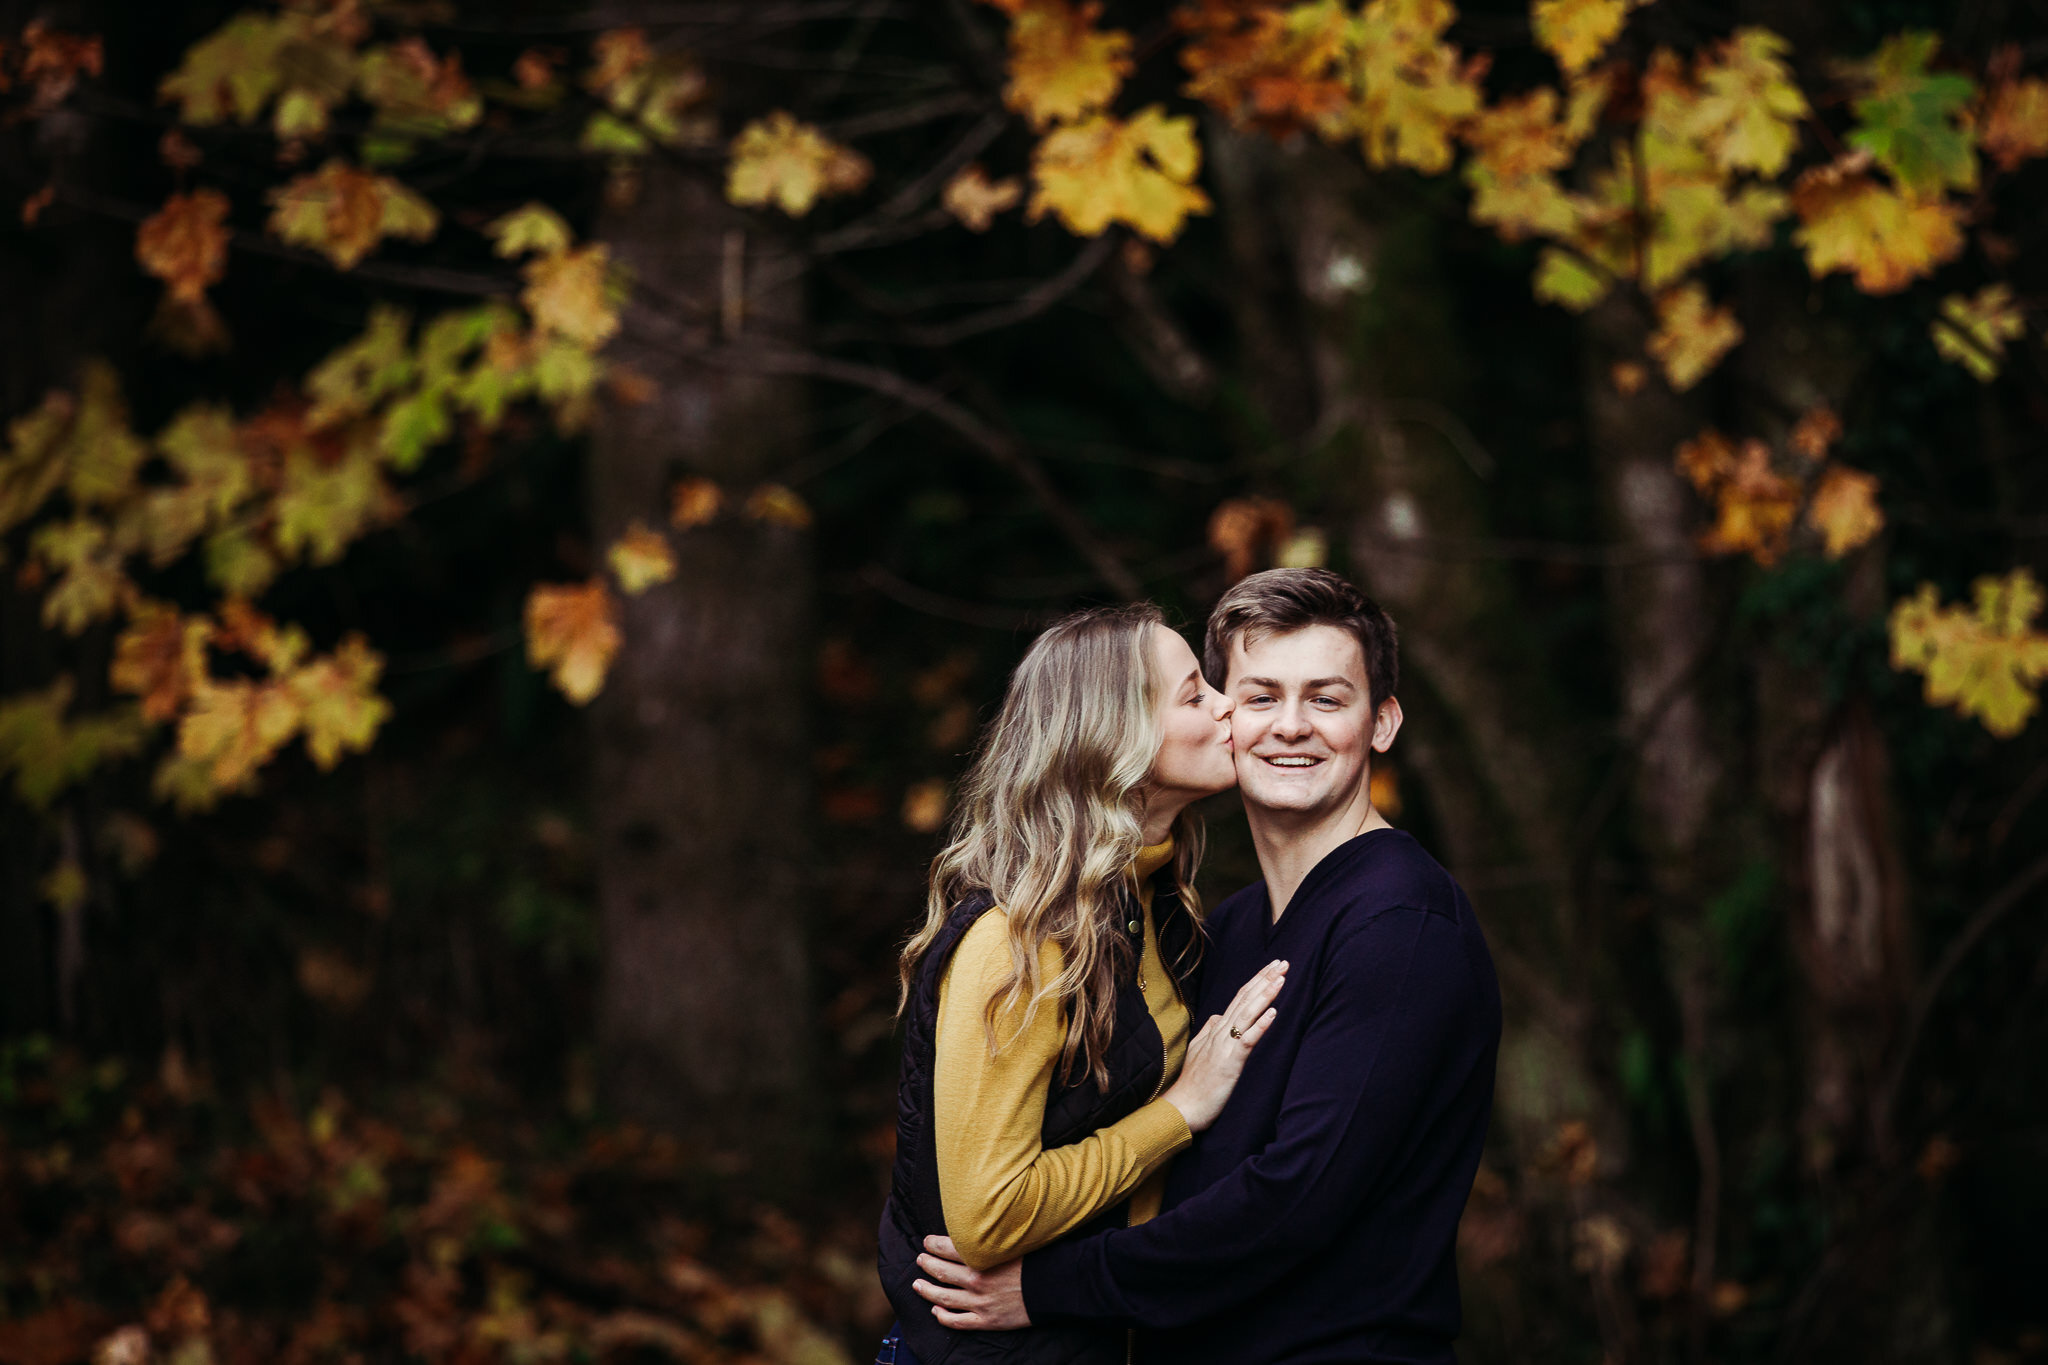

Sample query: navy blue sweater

[1018,829,1501,1365]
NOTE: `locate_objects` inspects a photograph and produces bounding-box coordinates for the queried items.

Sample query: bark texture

[588,165,821,1193]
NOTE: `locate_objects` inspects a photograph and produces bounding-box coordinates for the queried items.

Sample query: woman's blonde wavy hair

[898,603,1206,1092]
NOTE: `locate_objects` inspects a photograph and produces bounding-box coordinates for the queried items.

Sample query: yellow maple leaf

[942,165,1024,231]
[607,520,676,593]
[1348,0,1484,174]
[1004,0,1133,129]
[1790,155,1964,295]
[726,112,872,217]
[1029,106,1213,243]
[522,245,620,348]
[287,634,391,769]
[1532,246,1611,311]
[1931,283,2026,382]
[266,160,440,270]
[136,189,232,306]
[525,578,622,704]
[1463,88,1584,240]
[1177,0,1353,131]
[1981,62,2048,171]
[1806,464,1884,558]
[488,203,575,258]
[1684,27,1809,178]
[1647,282,1742,391]
[1890,569,2048,737]
[1531,0,1644,76]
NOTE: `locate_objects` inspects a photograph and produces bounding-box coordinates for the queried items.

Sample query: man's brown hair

[1204,567,1399,710]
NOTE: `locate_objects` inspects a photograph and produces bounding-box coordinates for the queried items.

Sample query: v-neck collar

[1258,827,1405,946]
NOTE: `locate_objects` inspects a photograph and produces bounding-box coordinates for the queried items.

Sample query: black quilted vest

[877,867,1199,1365]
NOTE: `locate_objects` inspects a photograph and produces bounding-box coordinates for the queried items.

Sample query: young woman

[874,604,1287,1365]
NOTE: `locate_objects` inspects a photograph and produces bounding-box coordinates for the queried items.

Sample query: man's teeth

[1265,756,1319,766]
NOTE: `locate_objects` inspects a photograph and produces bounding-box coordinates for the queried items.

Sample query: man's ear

[1370,697,1403,753]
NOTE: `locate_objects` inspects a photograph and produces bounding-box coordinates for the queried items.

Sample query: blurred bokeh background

[3,0,2046,1361]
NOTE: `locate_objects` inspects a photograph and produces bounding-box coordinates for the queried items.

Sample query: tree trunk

[588,162,822,1194]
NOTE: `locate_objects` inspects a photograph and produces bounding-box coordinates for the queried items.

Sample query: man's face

[1226,624,1388,819]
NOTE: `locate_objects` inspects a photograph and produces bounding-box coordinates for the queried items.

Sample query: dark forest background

[3,1,2046,1363]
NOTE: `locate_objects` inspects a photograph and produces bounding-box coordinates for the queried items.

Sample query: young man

[911,567,1502,1364]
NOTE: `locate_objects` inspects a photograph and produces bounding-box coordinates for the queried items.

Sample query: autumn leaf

[136,190,231,306]
[0,678,149,810]
[1002,0,1133,130]
[1532,246,1611,311]
[1208,495,1294,581]
[31,516,130,634]
[1347,0,1484,174]
[1028,106,1212,243]
[1177,0,1353,131]
[1980,52,2048,171]
[1685,27,1809,178]
[177,676,300,791]
[267,161,440,270]
[1841,31,1978,199]
[606,521,676,593]
[942,166,1024,231]
[157,12,295,125]
[18,20,104,112]
[525,579,622,704]
[112,601,207,723]
[1531,0,1643,77]
[489,203,575,258]
[586,28,653,106]
[1889,569,2048,737]
[1462,88,1584,240]
[306,307,417,427]
[670,477,722,528]
[274,440,393,566]
[1788,404,1843,463]
[522,245,620,347]
[1931,284,2026,381]
[1806,464,1884,558]
[356,38,481,135]
[1675,429,1800,565]
[726,112,872,216]
[287,635,391,769]
[1647,282,1743,391]
[1790,155,1963,294]
[744,484,814,529]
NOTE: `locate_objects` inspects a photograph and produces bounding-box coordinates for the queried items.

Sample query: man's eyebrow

[1233,675,1360,691]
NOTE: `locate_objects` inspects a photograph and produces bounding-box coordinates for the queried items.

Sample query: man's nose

[1273,701,1313,739]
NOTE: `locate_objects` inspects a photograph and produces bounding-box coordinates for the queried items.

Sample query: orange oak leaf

[1788,404,1843,463]
[1675,429,1800,565]
[525,579,622,704]
[19,21,103,113]
[1790,155,1963,295]
[1028,106,1212,243]
[942,165,1024,231]
[136,189,232,305]
[111,601,208,723]
[670,477,722,528]
[725,112,872,216]
[1003,0,1133,130]
[1177,0,1352,131]
[1806,464,1884,558]
[266,161,439,270]
[606,520,676,594]
[1889,569,2048,738]
[1647,282,1743,391]
[1981,49,2048,171]
[521,245,619,347]
[1531,0,1643,76]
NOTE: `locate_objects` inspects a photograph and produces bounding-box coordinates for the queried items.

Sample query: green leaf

[1844,31,1978,198]
[306,306,417,428]
[1532,247,1610,311]
[378,388,451,470]
[159,12,289,125]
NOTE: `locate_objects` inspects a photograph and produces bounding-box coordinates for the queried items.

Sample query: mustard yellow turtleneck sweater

[932,840,1194,1270]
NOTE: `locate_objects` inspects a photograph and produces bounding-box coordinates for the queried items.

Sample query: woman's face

[1145,624,1237,809]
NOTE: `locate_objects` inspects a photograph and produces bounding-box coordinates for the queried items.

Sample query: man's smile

[1257,753,1325,768]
